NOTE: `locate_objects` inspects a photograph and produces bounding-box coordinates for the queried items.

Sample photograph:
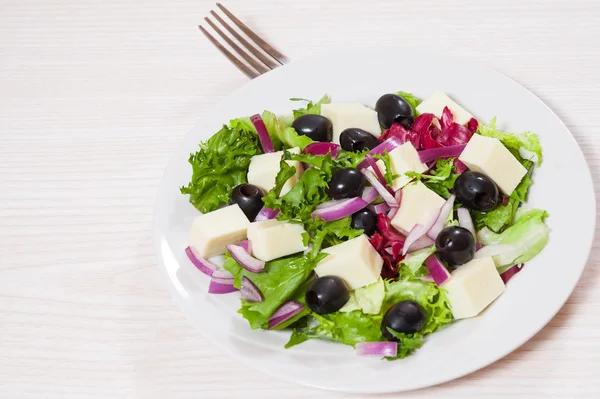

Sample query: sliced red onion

[316,198,346,209]
[240,276,263,302]
[361,186,378,203]
[250,114,275,153]
[304,142,339,157]
[425,255,451,286]
[403,210,440,255]
[208,270,237,294]
[409,235,435,252]
[356,342,398,357]
[362,169,398,208]
[268,300,304,329]
[312,197,368,222]
[226,244,265,273]
[457,207,476,239]
[364,155,392,193]
[394,189,402,206]
[357,137,404,169]
[238,240,252,254]
[387,206,399,220]
[500,264,524,283]
[426,195,455,240]
[254,206,280,221]
[372,203,391,214]
[185,246,218,276]
[418,144,467,164]
[418,274,435,283]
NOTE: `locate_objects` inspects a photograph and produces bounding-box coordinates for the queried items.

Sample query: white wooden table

[2,0,599,397]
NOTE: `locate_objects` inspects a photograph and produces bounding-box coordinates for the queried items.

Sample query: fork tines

[200,3,288,79]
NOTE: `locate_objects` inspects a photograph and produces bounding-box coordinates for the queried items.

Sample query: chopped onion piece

[304,142,340,157]
[409,235,435,252]
[250,114,274,153]
[361,169,398,208]
[226,244,265,273]
[426,195,455,240]
[364,155,391,193]
[457,207,476,238]
[268,300,304,329]
[238,240,252,254]
[361,186,378,203]
[357,137,404,170]
[500,264,524,283]
[372,203,391,214]
[424,255,451,286]
[240,276,263,302]
[312,197,368,222]
[387,206,399,220]
[403,210,440,255]
[185,246,219,277]
[208,270,237,294]
[356,342,398,357]
[254,206,279,221]
[418,144,466,164]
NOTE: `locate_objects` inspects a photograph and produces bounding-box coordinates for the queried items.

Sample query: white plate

[153,48,595,393]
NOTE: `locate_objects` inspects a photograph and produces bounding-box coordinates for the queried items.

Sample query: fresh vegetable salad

[181,91,549,359]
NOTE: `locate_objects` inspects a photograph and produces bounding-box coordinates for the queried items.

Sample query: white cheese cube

[247,147,303,196]
[459,134,527,195]
[416,91,474,125]
[247,219,307,262]
[368,142,428,191]
[314,235,383,290]
[320,103,381,144]
[189,204,250,258]
[442,257,506,319]
[391,182,445,234]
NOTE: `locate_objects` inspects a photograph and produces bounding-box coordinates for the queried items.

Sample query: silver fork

[199,3,289,79]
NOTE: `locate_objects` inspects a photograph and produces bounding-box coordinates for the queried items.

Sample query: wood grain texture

[1,0,599,397]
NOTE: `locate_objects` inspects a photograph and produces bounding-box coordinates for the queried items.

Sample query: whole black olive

[339,128,380,152]
[375,94,414,129]
[454,171,500,212]
[328,168,366,200]
[291,114,333,142]
[351,208,378,236]
[435,226,476,267]
[381,300,426,340]
[306,276,350,314]
[229,184,264,221]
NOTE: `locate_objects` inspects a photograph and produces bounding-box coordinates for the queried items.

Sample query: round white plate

[153,48,595,393]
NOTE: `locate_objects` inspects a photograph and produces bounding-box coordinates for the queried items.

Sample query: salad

[180,91,549,359]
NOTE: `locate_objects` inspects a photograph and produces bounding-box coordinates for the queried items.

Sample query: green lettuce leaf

[223,251,325,330]
[406,158,458,199]
[291,95,331,119]
[373,151,399,186]
[477,118,543,165]
[334,149,369,169]
[262,110,313,150]
[397,91,422,116]
[180,123,261,213]
[304,216,364,256]
[399,246,436,279]
[478,208,549,270]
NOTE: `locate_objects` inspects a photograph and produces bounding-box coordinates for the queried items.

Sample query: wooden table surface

[2,0,600,397]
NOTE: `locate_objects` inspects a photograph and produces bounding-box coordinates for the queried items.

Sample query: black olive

[328,168,366,200]
[229,184,264,221]
[291,114,333,142]
[381,300,426,340]
[351,209,377,236]
[454,171,500,212]
[375,94,414,129]
[339,128,380,152]
[306,276,350,314]
[435,226,476,267]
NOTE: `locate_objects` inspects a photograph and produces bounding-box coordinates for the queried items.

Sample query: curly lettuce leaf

[478,208,549,270]
[304,216,364,255]
[223,251,325,330]
[477,118,543,165]
[397,91,422,116]
[262,110,313,150]
[399,246,436,279]
[334,149,369,169]
[180,123,261,213]
[406,158,458,199]
[340,279,386,315]
[291,95,331,119]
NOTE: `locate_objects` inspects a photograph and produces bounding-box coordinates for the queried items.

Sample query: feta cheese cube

[320,103,381,144]
[442,257,506,319]
[391,182,445,234]
[314,235,383,290]
[368,142,428,191]
[459,134,527,195]
[247,219,307,262]
[416,91,474,125]
[247,147,303,196]
[189,204,250,258]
